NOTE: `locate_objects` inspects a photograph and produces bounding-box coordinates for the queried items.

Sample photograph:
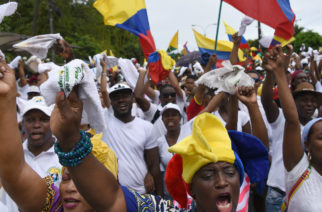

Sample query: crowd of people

[0,28,321,212]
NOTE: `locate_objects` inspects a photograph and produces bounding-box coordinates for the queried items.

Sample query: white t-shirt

[212,110,250,132]
[267,108,286,191]
[286,154,322,212]
[1,140,61,212]
[157,128,188,169]
[102,111,157,194]
[16,79,29,100]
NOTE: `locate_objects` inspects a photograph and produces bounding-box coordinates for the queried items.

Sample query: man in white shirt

[1,96,61,211]
[102,83,163,196]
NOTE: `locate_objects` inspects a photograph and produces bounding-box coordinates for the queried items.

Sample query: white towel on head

[118,58,139,89]
[0,2,17,24]
[8,56,21,69]
[238,16,254,36]
[13,33,63,59]
[39,59,106,132]
[195,60,254,94]
[38,62,61,74]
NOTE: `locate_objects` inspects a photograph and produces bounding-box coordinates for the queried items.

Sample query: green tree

[293,30,322,53]
[1,0,144,63]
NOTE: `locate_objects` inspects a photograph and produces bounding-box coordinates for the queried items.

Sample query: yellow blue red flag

[223,21,249,49]
[93,0,156,58]
[192,29,245,65]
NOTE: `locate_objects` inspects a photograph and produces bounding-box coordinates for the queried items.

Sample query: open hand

[50,86,83,151]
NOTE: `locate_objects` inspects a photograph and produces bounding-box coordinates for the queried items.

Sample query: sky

[145,0,322,51]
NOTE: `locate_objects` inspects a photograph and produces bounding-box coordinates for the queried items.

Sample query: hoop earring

[308,152,312,161]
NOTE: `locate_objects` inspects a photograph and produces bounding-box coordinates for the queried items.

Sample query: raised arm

[266,45,303,171]
[236,86,269,149]
[134,68,151,112]
[309,56,318,85]
[199,92,226,114]
[18,60,27,87]
[261,57,280,123]
[168,71,183,99]
[50,88,126,211]
[100,58,111,108]
[204,53,217,73]
[230,33,241,65]
[0,62,48,212]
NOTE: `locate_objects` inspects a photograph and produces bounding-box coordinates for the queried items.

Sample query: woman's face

[190,162,240,212]
[162,109,181,132]
[306,120,322,164]
[59,168,93,212]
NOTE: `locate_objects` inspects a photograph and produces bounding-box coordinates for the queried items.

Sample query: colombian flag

[222,0,295,40]
[224,22,249,49]
[93,0,156,59]
[193,29,245,66]
[181,41,190,56]
[148,50,176,84]
[167,31,178,53]
[269,34,295,48]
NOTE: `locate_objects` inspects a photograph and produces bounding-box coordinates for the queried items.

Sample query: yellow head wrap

[168,113,242,184]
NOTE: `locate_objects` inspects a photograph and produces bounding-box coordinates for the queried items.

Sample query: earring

[308,152,312,161]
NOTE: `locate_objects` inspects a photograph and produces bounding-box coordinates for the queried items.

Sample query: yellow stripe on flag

[168,31,178,50]
[273,35,295,47]
[93,0,146,26]
[192,29,245,61]
[224,21,237,35]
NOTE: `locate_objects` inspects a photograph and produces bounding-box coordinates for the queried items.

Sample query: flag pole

[214,0,223,52]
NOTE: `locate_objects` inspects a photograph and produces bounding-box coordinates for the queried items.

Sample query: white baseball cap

[21,96,53,117]
[108,83,132,96]
[27,85,40,94]
[161,103,181,116]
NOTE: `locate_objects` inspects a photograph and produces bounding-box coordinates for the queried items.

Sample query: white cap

[21,96,53,117]
[27,85,40,94]
[108,83,132,96]
[161,103,181,116]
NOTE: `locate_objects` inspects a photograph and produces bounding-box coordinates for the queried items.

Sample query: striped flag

[224,21,249,49]
[93,0,156,58]
[167,31,178,53]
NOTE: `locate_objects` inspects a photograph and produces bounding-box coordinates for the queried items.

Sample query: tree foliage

[293,30,322,53]
[1,0,144,64]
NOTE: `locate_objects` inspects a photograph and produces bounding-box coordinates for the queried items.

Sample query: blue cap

[301,117,322,150]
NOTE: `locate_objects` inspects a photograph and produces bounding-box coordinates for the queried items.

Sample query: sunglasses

[162,92,176,98]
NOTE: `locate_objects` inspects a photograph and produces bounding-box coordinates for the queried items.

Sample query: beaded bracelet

[54,130,93,167]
